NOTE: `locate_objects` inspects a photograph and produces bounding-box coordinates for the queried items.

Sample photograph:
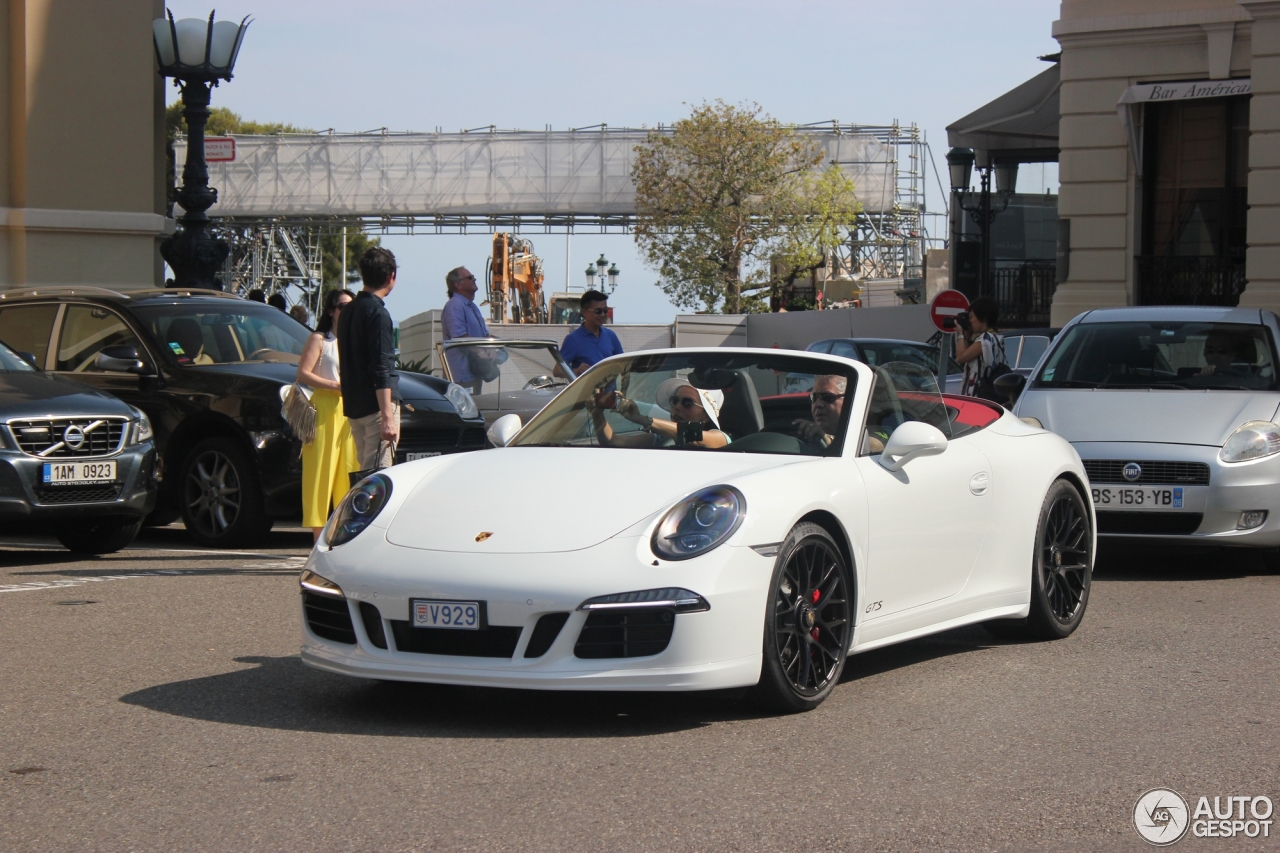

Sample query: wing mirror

[17,351,38,367]
[95,345,151,375]
[487,413,522,447]
[993,372,1027,406]
[878,421,948,472]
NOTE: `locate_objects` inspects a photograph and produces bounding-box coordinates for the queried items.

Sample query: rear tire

[985,478,1092,641]
[752,522,852,713]
[56,518,143,555]
[179,437,273,548]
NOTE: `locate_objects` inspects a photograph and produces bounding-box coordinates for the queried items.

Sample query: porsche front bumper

[298,531,773,691]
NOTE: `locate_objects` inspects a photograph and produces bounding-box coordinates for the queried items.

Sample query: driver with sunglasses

[590,377,730,449]
[791,374,850,449]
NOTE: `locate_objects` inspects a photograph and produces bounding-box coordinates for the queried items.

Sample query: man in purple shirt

[441,266,491,391]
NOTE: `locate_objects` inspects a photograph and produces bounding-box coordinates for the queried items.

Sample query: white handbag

[280,382,317,445]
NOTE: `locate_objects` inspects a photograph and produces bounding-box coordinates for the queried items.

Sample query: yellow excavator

[485,233,546,324]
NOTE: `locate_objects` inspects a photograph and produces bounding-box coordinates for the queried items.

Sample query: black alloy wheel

[987,479,1092,641]
[179,437,272,548]
[754,522,852,712]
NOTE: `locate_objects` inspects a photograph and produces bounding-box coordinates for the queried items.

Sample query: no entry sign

[930,290,970,333]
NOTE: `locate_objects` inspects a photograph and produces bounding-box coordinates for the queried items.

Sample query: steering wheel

[523,375,555,390]
[247,348,275,360]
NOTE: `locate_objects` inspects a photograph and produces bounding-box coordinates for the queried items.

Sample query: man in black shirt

[338,247,400,470]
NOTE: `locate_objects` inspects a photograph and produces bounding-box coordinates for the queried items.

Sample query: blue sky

[166,0,1062,324]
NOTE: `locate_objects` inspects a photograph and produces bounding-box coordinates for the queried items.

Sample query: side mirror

[95,345,150,375]
[993,372,1027,405]
[487,413,522,447]
[17,351,38,367]
[878,421,948,472]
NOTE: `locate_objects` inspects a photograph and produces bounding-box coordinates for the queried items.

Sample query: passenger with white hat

[589,376,730,449]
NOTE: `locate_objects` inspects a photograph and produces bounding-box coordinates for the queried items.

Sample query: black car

[0,287,486,548]
[0,337,157,554]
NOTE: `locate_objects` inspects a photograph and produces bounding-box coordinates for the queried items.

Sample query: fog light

[1237,510,1268,530]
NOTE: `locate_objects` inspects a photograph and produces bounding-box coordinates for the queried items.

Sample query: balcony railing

[984,262,1056,328]
[1136,255,1246,306]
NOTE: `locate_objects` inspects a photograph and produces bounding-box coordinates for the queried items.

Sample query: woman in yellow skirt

[297,289,357,541]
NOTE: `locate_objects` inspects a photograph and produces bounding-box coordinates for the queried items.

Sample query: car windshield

[0,338,37,372]
[1034,321,1278,390]
[510,351,857,456]
[440,340,572,394]
[132,302,311,365]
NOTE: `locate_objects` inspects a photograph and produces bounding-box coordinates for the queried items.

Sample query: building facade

[1053,0,1280,324]
[1,0,168,290]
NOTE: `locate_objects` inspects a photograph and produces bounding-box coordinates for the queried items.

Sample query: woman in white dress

[296,289,357,541]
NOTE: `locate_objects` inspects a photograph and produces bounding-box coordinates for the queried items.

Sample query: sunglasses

[586,307,609,316]
[460,274,476,281]
[669,395,701,410]
[810,391,846,405]
[334,302,350,311]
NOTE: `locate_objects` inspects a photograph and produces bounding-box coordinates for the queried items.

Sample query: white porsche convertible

[299,349,1094,712]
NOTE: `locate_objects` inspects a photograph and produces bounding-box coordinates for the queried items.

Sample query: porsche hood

[384,447,804,553]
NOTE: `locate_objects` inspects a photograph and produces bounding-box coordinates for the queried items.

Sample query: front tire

[753,522,852,713]
[179,437,273,548]
[56,518,143,555]
[986,478,1092,640]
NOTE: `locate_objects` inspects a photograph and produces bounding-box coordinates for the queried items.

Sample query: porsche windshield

[510,352,858,456]
[1034,321,1279,391]
[132,302,311,365]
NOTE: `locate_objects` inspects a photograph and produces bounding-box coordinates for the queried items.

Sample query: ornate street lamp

[583,255,619,294]
[947,147,1015,300]
[153,10,251,289]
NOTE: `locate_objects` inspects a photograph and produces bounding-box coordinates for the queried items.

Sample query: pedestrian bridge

[176,124,905,231]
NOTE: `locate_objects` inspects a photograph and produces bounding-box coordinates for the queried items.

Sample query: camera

[944,310,972,333]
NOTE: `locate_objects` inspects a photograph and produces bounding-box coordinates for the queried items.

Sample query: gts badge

[865,600,882,614]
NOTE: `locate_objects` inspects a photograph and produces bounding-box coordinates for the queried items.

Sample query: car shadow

[120,626,997,738]
[1093,540,1276,581]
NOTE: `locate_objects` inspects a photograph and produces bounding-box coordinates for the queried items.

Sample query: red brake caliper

[810,589,821,640]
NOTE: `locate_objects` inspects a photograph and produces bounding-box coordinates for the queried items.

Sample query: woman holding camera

[955,297,1008,399]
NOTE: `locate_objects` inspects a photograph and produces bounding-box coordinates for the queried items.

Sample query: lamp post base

[160,225,229,291]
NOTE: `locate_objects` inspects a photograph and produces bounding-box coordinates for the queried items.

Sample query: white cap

[655,377,723,428]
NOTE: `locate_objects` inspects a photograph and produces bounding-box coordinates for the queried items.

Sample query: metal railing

[1136,255,1246,306]
[985,262,1057,328]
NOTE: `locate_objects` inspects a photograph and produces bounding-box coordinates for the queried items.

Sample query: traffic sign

[205,138,236,162]
[930,289,970,333]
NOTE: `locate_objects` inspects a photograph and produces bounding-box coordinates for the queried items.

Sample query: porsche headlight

[445,382,479,419]
[325,473,393,547]
[129,409,154,445]
[1220,421,1280,463]
[651,485,745,561]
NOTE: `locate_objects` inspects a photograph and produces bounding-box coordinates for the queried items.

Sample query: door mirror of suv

[17,351,38,367]
[96,345,152,375]
[878,421,948,472]
[993,372,1026,405]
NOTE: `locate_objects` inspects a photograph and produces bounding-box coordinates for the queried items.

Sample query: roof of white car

[1075,305,1270,324]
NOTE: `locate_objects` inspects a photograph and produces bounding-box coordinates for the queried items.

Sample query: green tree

[320,228,381,293]
[632,101,859,314]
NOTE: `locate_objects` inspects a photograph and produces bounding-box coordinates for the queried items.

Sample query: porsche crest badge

[475,532,493,542]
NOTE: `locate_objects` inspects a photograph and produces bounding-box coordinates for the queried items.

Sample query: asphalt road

[1,525,1277,852]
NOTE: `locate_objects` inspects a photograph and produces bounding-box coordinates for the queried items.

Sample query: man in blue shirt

[560,289,623,376]
[441,266,490,391]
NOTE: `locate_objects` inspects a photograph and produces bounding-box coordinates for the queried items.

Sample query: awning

[947,64,1060,163]
[1116,78,1251,176]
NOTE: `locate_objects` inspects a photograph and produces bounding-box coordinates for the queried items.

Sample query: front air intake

[574,608,675,659]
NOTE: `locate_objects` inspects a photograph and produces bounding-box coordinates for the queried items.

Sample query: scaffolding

[180,122,946,309]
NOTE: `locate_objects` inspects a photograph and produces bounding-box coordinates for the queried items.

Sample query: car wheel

[56,518,144,555]
[986,478,1092,641]
[180,437,272,548]
[753,522,852,713]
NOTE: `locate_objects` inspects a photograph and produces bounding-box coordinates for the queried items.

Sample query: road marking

[0,558,307,594]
